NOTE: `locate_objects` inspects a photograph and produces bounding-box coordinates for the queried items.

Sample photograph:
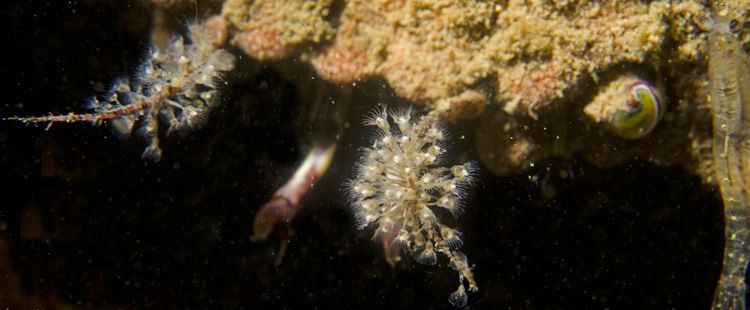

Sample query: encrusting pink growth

[7,21,236,161]
[252,143,337,242]
[348,107,478,307]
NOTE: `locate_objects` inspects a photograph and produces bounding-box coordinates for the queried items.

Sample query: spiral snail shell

[584,74,666,139]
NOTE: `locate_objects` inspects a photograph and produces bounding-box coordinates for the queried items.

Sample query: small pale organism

[348,107,478,307]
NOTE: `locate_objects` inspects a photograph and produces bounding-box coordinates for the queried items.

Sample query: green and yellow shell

[611,82,665,139]
[583,75,666,140]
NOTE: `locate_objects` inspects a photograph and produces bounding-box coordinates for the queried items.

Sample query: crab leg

[252,143,336,241]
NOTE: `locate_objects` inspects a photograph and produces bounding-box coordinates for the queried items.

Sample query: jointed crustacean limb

[252,142,337,242]
[252,84,350,248]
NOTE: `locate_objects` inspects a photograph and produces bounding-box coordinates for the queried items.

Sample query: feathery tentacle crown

[349,107,478,307]
[8,22,236,161]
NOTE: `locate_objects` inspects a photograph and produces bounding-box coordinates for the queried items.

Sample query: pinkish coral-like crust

[312,22,372,83]
[222,0,335,61]
[223,1,680,115]
[498,63,571,117]
[219,0,715,179]
[235,27,291,61]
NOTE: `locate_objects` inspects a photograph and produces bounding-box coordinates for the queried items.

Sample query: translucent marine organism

[703,1,750,308]
[252,142,337,242]
[348,108,478,307]
[6,21,236,161]
[584,74,666,139]
[251,83,351,259]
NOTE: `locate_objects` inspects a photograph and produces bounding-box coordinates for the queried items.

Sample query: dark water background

[0,1,724,308]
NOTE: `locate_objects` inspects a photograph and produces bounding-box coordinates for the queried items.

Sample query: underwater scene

[1,0,748,308]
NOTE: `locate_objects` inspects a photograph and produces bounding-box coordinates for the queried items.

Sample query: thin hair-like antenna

[194,0,198,21]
